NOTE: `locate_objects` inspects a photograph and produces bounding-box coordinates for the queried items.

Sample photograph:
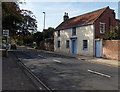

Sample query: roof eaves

[55,22,94,31]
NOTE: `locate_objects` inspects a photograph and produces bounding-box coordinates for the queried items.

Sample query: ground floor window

[83,40,88,50]
[66,40,69,48]
[58,41,60,48]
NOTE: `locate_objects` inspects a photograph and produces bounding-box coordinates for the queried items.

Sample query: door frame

[95,39,102,57]
[70,38,77,54]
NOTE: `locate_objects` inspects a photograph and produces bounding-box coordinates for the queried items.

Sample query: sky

[19,2,119,32]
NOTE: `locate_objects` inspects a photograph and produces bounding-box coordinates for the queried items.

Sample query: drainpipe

[93,23,95,57]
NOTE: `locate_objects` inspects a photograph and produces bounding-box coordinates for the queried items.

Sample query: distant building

[54,6,117,57]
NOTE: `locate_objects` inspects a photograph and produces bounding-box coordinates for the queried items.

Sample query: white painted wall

[77,25,94,56]
[54,28,71,53]
[54,24,94,56]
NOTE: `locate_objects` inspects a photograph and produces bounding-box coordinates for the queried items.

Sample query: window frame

[57,40,60,48]
[66,40,69,48]
[58,30,60,37]
[83,40,88,50]
[72,27,76,36]
[100,22,105,34]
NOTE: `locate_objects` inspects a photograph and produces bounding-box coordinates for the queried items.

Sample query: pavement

[2,51,37,90]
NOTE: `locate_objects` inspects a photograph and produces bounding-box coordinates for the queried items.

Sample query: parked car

[11,44,17,49]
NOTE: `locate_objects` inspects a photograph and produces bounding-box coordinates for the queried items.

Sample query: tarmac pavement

[2,51,37,90]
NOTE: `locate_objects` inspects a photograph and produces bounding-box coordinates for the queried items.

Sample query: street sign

[3,30,9,36]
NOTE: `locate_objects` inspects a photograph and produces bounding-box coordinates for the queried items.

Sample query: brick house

[54,6,117,57]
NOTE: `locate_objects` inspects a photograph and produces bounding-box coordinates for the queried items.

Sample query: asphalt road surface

[12,46,119,90]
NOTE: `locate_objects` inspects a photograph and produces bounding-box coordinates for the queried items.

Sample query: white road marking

[38,55,45,58]
[88,69,111,78]
[53,59,61,63]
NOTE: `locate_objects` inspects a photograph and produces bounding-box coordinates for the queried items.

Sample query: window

[100,23,105,33]
[72,27,76,36]
[58,30,60,37]
[66,40,69,48]
[83,40,88,50]
[58,41,60,48]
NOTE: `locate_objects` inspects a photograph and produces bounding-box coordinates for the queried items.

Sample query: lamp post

[42,12,46,40]
[43,12,46,30]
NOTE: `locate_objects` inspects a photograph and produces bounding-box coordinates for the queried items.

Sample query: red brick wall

[102,40,120,60]
[94,7,117,39]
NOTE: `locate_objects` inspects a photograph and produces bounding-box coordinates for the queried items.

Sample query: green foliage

[104,23,120,40]
[32,27,54,49]
[2,2,23,37]
[43,27,54,39]
[33,32,43,46]
[2,2,37,38]
[20,9,37,35]
[2,2,38,46]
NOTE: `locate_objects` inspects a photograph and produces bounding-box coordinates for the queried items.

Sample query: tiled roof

[56,7,109,30]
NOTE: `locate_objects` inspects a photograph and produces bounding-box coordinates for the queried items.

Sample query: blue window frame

[66,40,69,48]
[58,41,60,48]
[83,40,88,50]
[72,27,76,36]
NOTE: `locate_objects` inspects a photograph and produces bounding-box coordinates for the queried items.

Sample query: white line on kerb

[88,69,111,78]
[53,59,61,63]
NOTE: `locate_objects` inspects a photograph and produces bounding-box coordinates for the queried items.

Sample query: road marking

[53,59,61,63]
[88,69,111,78]
[38,55,45,58]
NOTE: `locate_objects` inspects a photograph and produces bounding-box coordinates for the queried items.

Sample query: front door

[95,40,101,57]
[71,39,76,54]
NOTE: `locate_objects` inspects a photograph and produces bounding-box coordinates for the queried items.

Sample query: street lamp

[43,12,46,40]
[43,12,46,30]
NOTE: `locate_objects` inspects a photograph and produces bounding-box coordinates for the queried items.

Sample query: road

[12,46,119,90]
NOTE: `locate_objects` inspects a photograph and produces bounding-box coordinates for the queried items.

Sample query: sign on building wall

[3,30,9,36]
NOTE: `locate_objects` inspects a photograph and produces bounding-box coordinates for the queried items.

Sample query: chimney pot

[63,12,69,21]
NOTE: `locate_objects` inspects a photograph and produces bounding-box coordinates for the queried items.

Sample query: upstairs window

[58,41,60,48]
[100,23,105,33]
[66,40,69,48]
[72,27,76,36]
[58,30,60,37]
[83,40,88,50]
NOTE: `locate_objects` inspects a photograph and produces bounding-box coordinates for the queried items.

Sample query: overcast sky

[19,2,119,32]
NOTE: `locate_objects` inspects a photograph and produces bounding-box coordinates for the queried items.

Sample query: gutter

[17,58,52,91]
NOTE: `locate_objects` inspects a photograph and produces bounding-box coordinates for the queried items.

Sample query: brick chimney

[63,12,69,21]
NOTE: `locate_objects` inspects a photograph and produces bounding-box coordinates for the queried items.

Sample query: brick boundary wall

[102,40,120,60]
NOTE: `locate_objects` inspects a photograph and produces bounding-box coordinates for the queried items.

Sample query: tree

[2,2,38,45]
[43,27,54,39]
[19,9,37,36]
[104,23,120,40]
[33,32,43,46]
[2,2,23,37]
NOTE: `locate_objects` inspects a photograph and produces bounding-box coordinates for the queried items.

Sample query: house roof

[56,6,109,30]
